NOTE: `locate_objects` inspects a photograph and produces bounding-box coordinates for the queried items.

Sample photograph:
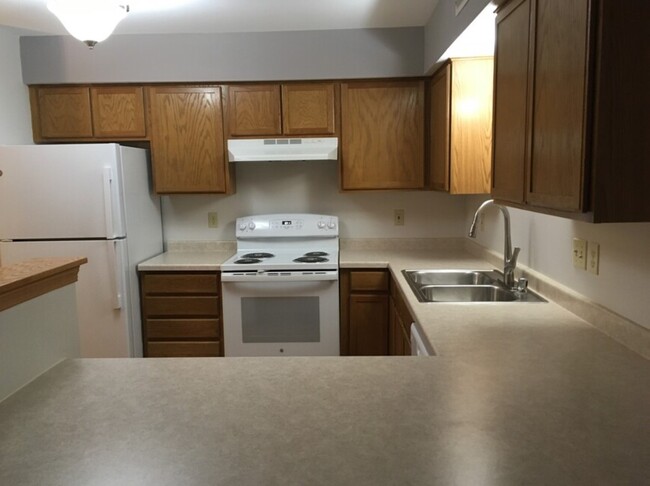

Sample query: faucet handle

[508,247,521,265]
[516,277,528,292]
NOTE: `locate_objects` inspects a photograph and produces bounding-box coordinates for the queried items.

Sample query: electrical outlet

[208,211,218,228]
[572,238,587,270]
[587,241,600,275]
[394,209,405,226]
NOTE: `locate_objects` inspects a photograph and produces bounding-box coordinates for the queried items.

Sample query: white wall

[0,27,33,144]
[466,195,650,330]
[163,162,468,241]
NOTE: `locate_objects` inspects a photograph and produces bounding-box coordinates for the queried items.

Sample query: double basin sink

[402,269,546,303]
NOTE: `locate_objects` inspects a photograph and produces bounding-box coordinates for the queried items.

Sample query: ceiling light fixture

[47,1,130,49]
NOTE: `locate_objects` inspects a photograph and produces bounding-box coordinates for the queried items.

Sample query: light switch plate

[572,238,587,270]
[587,241,600,275]
[394,209,405,226]
[208,211,218,228]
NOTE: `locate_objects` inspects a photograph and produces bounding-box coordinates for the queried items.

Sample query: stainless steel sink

[402,269,547,303]
[419,284,518,302]
[404,269,501,286]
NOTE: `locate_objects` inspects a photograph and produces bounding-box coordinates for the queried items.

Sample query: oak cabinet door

[349,294,389,356]
[33,87,93,139]
[429,64,451,192]
[91,86,146,138]
[226,84,282,137]
[341,80,425,190]
[430,58,493,195]
[492,0,530,204]
[282,83,336,135]
[148,86,226,194]
[526,0,590,212]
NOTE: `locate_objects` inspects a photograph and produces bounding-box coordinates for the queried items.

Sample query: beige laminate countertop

[4,247,634,484]
[0,257,87,312]
[137,250,234,271]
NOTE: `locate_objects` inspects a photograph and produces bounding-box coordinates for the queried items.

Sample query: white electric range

[221,214,340,356]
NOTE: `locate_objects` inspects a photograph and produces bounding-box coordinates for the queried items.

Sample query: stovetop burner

[234,258,262,264]
[293,256,329,263]
[304,251,329,257]
[242,252,274,259]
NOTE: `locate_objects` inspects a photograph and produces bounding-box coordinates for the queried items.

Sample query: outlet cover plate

[572,238,587,270]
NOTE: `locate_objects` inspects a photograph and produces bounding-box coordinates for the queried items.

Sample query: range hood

[227,137,338,162]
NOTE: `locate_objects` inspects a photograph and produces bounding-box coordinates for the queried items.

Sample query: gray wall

[423,0,491,73]
[0,27,33,143]
[20,28,423,84]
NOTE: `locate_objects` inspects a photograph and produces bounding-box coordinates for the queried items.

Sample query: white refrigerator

[0,144,163,358]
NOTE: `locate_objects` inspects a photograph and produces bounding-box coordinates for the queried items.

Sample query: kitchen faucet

[468,199,521,290]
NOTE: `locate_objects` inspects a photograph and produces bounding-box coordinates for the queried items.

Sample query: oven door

[221,273,340,357]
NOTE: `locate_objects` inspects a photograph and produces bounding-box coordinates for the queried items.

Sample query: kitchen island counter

[3,246,650,484]
[1,354,648,486]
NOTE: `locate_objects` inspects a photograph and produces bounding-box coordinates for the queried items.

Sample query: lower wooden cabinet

[140,271,222,357]
[340,270,390,356]
[341,269,418,356]
[389,278,413,356]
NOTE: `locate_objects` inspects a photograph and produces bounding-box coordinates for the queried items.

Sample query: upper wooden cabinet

[340,80,425,190]
[225,84,282,137]
[493,0,650,222]
[90,86,146,138]
[429,58,493,194]
[281,83,336,135]
[30,87,93,140]
[225,83,337,138]
[30,85,147,141]
[147,86,228,194]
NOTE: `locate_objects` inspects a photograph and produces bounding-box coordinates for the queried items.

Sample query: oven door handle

[221,272,338,283]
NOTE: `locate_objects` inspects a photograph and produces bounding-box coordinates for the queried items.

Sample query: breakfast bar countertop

[1,353,649,486]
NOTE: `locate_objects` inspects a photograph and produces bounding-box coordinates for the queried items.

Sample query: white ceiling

[0,0,441,36]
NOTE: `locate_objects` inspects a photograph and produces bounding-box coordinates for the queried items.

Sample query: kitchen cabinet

[225,82,337,137]
[29,85,147,141]
[429,58,493,194]
[340,270,389,356]
[492,0,650,222]
[90,86,147,138]
[147,85,231,194]
[340,80,425,190]
[30,87,93,140]
[140,272,222,357]
[389,277,412,356]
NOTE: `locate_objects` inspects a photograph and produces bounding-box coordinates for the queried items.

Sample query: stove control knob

[248,222,256,230]
[327,221,336,229]
[317,221,326,229]
[238,223,247,231]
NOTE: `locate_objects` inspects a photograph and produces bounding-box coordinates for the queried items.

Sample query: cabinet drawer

[146,318,220,339]
[144,296,220,317]
[350,271,389,292]
[147,341,221,357]
[142,273,219,295]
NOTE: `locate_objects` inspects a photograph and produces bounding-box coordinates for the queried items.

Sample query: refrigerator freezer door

[0,144,126,239]
[0,240,132,358]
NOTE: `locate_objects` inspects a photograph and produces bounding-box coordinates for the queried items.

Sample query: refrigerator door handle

[102,167,115,238]
[107,240,123,309]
